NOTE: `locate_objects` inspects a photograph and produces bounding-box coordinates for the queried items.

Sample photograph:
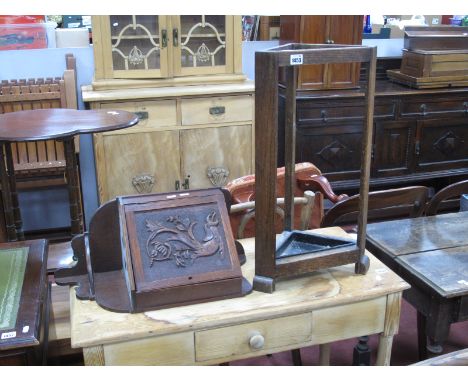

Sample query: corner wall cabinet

[92,15,244,89]
[85,15,254,204]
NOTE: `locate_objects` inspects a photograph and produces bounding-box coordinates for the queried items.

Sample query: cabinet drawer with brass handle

[399,98,468,118]
[181,95,253,126]
[194,312,312,362]
[100,100,177,129]
[297,99,396,126]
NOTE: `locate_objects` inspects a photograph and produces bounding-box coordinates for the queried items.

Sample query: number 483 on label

[290,54,303,65]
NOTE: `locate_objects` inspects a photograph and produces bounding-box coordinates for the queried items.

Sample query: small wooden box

[404,26,468,51]
[400,49,468,77]
[56,188,250,313]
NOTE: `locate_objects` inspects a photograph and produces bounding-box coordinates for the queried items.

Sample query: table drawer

[103,332,195,365]
[181,95,253,126]
[194,312,312,362]
[399,97,468,118]
[311,297,386,344]
[100,99,177,129]
[297,100,396,125]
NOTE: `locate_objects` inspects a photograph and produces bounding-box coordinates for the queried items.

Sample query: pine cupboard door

[94,130,181,203]
[172,15,235,77]
[93,15,171,80]
[179,125,253,190]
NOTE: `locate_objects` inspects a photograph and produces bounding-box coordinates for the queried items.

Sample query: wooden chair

[0,53,78,189]
[321,186,430,231]
[425,179,468,216]
[225,162,348,239]
[0,54,78,242]
[230,190,316,239]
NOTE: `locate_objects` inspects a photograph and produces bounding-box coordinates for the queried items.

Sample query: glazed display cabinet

[84,15,253,204]
[92,15,244,88]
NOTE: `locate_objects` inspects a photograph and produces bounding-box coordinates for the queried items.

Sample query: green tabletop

[0,247,28,331]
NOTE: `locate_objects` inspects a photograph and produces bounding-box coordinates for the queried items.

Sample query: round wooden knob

[249,333,265,349]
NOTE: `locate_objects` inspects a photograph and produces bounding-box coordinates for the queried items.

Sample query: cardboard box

[371,24,405,39]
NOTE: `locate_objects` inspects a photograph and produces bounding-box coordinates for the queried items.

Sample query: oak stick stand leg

[0,142,18,241]
[63,137,83,236]
[5,143,24,240]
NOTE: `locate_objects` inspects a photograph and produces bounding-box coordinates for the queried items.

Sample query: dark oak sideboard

[279,80,468,193]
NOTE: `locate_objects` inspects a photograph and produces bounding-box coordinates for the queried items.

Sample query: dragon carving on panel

[145,211,223,268]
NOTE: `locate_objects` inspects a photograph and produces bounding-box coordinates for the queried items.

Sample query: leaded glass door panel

[102,15,170,79]
[172,15,233,76]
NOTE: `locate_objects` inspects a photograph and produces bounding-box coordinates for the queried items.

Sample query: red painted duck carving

[145,211,223,267]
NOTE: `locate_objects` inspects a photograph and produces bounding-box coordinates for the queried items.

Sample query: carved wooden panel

[180,124,252,189]
[97,130,181,202]
[416,118,468,172]
[295,123,362,181]
[373,120,415,178]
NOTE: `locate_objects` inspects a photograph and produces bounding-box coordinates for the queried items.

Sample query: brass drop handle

[132,174,155,194]
[415,141,421,156]
[249,332,265,350]
[161,29,168,48]
[173,28,179,47]
[175,180,180,190]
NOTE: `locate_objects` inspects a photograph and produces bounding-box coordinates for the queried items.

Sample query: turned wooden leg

[63,137,83,236]
[353,336,371,365]
[0,142,18,241]
[5,143,24,240]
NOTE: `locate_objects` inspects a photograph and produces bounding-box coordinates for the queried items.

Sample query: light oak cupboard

[85,15,254,204]
[83,84,255,203]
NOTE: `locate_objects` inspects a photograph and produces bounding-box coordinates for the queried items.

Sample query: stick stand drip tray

[276,231,355,260]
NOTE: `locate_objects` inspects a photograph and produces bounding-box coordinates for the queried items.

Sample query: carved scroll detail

[132,174,155,194]
[146,211,223,268]
[207,166,230,187]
